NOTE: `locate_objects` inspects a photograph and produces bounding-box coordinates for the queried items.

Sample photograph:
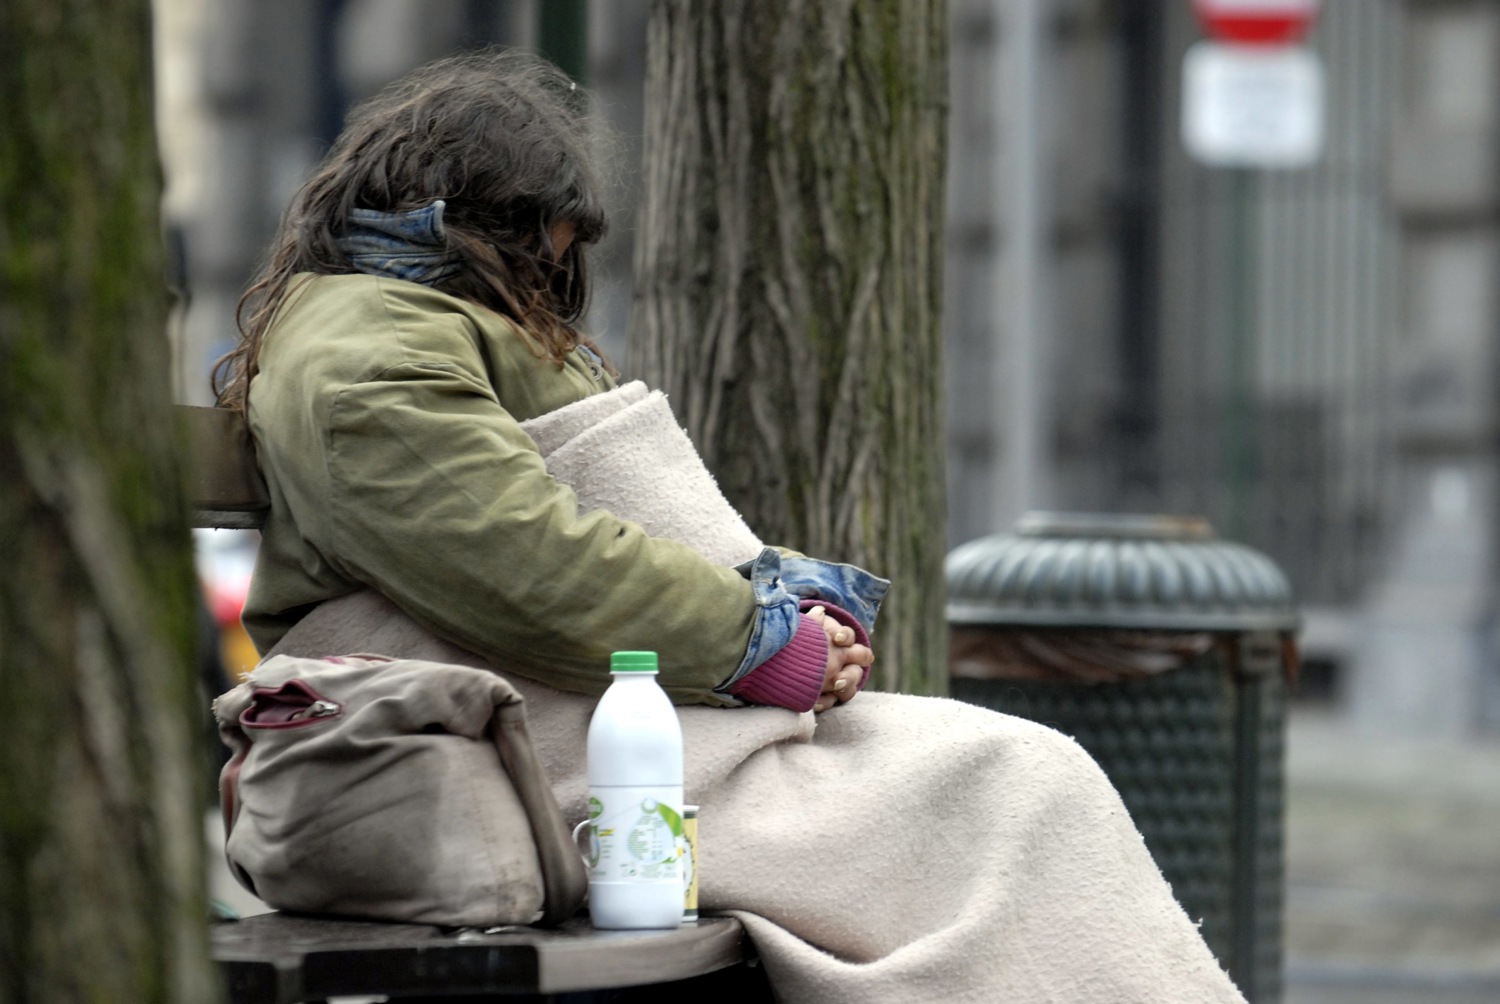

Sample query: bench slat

[211,913,752,1001]
[182,405,269,530]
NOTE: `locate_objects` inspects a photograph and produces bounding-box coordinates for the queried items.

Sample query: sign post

[1181,1,1324,551]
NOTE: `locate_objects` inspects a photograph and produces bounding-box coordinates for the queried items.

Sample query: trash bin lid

[945,511,1299,632]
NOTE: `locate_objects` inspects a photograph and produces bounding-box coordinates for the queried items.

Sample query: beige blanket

[263,384,1246,1004]
[519,380,763,567]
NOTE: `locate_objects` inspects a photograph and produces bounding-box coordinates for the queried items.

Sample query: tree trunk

[630,0,949,694]
[0,3,216,1000]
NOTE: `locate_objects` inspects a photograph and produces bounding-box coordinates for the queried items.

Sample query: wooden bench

[183,405,762,1003]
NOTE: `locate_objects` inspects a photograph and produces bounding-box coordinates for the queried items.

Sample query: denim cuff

[716,547,890,692]
[777,554,889,632]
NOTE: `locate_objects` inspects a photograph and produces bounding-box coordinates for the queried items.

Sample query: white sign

[1181,41,1324,169]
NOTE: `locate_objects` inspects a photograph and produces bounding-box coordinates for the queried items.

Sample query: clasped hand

[804,605,874,713]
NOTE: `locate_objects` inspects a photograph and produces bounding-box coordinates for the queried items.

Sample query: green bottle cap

[610,650,659,673]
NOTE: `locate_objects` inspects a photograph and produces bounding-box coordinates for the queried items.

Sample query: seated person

[214,49,1247,1004]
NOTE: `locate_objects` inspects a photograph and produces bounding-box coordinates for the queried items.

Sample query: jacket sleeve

[320,360,757,704]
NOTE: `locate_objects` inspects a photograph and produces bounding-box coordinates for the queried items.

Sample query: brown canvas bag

[214,653,587,927]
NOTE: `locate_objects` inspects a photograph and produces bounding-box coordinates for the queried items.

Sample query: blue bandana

[336,200,462,287]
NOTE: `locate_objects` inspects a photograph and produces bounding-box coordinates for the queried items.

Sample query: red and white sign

[1192,0,1320,46]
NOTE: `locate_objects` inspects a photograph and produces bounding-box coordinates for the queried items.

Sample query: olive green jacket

[244,274,755,704]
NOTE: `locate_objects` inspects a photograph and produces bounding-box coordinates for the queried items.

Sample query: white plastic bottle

[585,650,685,929]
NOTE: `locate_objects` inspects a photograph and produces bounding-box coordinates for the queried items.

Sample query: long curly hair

[214,48,612,412]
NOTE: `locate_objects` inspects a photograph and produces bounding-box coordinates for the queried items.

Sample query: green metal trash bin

[946,512,1299,1004]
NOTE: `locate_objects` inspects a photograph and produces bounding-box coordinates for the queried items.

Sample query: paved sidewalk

[1284,710,1500,1004]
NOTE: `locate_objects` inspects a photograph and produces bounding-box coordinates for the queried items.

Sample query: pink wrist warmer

[727,613,828,711]
[727,600,872,712]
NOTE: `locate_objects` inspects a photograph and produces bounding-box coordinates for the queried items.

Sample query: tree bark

[0,3,216,1000]
[631,0,949,694]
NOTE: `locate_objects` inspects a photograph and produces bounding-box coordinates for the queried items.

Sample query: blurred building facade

[948,0,1500,737]
[155,0,1500,735]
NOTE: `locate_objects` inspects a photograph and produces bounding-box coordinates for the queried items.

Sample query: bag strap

[489,705,589,926]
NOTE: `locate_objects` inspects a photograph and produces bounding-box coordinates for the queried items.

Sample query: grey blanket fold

[262,383,1247,1004]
